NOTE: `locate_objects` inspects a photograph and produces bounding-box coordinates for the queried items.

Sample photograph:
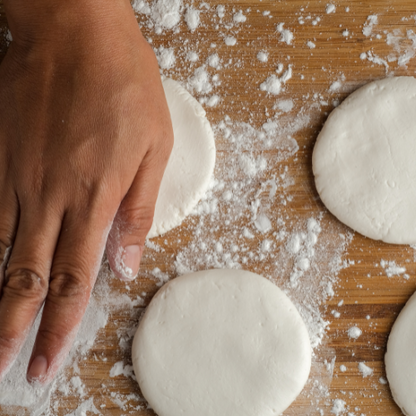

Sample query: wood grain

[0,0,415,414]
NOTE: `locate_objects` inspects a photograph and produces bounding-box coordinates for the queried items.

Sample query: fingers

[0,202,61,381]
[27,204,114,384]
[107,144,172,282]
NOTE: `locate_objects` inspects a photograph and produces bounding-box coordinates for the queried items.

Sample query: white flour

[380,259,409,279]
[347,326,362,340]
[358,362,373,378]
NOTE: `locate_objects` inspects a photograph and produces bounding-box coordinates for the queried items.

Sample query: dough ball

[313,76,416,244]
[385,290,416,416]
[132,269,312,416]
[148,78,216,238]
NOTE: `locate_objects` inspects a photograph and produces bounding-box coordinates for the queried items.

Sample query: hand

[0,0,173,384]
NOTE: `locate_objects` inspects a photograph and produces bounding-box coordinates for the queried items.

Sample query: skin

[0,0,173,384]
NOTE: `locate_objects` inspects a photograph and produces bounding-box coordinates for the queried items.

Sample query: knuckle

[122,208,154,236]
[4,269,48,302]
[0,331,20,352]
[48,273,92,301]
[36,326,68,347]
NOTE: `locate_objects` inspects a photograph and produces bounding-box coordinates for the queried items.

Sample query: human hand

[0,0,172,385]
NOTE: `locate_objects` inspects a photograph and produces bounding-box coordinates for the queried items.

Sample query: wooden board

[0,0,416,414]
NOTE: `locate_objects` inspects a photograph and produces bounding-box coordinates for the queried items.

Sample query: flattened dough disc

[148,78,216,238]
[132,269,312,416]
[385,290,416,416]
[313,76,416,244]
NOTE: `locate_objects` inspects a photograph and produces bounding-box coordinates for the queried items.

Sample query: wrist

[4,0,135,48]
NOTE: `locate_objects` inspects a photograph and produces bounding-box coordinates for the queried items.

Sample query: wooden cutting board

[0,0,415,414]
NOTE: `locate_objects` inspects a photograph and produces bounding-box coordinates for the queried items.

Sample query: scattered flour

[216,5,225,18]
[260,75,282,95]
[207,53,220,68]
[187,66,213,94]
[257,51,269,62]
[155,46,176,69]
[348,326,362,339]
[326,4,336,14]
[186,50,199,62]
[358,362,373,378]
[362,15,378,37]
[151,0,182,31]
[185,7,200,31]
[275,99,294,112]
[109,361,135,379]
[277,23,294,45]
[233,11,247,23]
[331,399,346,415]
[329,80,342,92]
[224,36,237,46]
[380,260,408,279]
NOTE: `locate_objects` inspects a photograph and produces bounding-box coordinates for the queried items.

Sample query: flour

[347,326,362,339]
[185,7,200,31]
[326,4,336,14]
[260,74,282,95]
[109,361,135,379]
[151,0,182,31]
[257,51,269,62]
[358,362,373,378]
[362,15,378,37]
[224,36,237,46]
[187,66,213,94]
[329,80,342,92]
[331,399,346,415]
[277,23,294,45]
[156,46,176,69]
[275,99,294,112]
[207,53,220,68]
[385,29,416,67]
[380,260,408,279]
[233,11,246,23]
[186,50,199,62]
[216,5,225,18]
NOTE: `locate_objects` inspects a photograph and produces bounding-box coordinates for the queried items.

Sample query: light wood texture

[0,0,415,415]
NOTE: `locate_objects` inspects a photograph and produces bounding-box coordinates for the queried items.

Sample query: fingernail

[120,245,142,281]
[27,355,48,383]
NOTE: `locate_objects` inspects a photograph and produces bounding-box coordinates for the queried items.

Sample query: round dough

[385,291,416,416]
[132,269,312,416]
[313,76,416,244]
[148,78,216,238]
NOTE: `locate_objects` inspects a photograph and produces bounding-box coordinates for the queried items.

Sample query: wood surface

[0,0,415,415]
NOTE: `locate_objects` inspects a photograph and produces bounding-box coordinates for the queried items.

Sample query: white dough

[148,78,216,238]
[132,269,312,416]
[313,77,416,244]
[385,291,416,416]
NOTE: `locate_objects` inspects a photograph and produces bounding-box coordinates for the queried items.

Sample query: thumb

[107,150,170,282]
